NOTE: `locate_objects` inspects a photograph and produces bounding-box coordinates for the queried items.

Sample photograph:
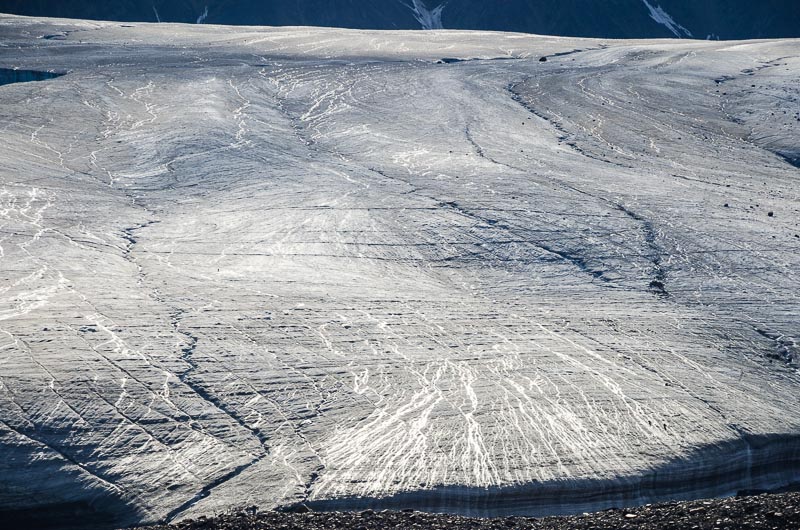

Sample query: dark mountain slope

[0,0,798,39]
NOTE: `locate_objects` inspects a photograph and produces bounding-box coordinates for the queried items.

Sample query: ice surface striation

[0,14,798,529]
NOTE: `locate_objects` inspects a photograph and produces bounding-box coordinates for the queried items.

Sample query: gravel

[134,492,800,530]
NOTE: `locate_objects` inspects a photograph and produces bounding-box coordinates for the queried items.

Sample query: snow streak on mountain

[196,6,209,25]
[403,0,445,30]
[641,0,692,38]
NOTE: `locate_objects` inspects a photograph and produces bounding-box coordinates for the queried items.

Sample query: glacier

[0,14,798,529]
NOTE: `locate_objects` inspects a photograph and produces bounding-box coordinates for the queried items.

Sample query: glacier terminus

[0,13,798,529]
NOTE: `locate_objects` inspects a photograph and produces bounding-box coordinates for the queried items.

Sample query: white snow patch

[402,0,446,30]
[196,6,209,25]
[641,0,692,38]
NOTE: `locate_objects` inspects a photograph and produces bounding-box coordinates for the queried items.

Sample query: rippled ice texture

[0,14,798,528]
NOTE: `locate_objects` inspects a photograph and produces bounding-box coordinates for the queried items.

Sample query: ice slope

[0,14,798,529]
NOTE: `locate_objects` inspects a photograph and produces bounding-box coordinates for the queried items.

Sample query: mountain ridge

[0,0,798,39]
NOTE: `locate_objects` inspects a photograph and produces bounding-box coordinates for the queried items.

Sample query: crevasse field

[0,14,798,528]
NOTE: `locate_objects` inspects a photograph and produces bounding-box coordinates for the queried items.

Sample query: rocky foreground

[136,493,800,530]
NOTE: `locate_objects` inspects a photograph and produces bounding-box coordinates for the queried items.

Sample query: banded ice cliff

[0,14,798,529]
